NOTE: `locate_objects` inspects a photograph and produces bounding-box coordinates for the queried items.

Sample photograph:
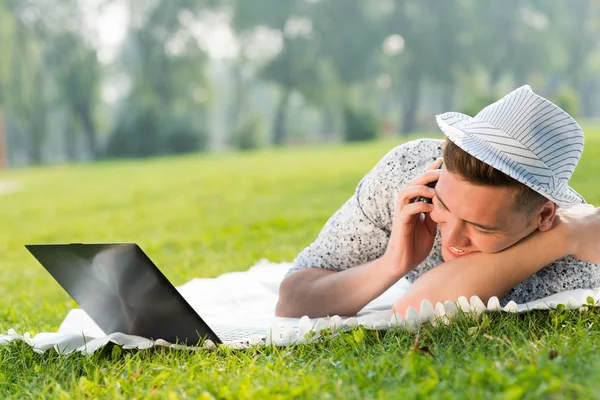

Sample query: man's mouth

[447,246,472,257]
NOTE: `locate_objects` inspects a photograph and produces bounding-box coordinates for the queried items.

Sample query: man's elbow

[275,299,293,317]
[275,268,333,318]
[275,275,297,317]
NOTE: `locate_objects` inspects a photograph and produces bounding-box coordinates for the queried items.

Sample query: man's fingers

[426,157,443,171]
[424,211,438,235]
[396,201,434,223]
[406,169,442,187]
[395,186,436,209]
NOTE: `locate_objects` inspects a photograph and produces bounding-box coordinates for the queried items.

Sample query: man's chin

[441,246,452,262]
[441,248,452,262]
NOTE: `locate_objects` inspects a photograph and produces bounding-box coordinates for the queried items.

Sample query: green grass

[1,129,600,399]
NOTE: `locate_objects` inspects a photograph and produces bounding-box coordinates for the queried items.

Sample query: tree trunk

[28,71,46,165]
[272,87,291,146]
[65,119,78,162]
[401,67,422,135]
[77,105,98,160]
[0,84,5,168]
[28,133,43,165]
[29,109,45,165]
[0,106,6,168]
[322,106,338,137]
[227,61,245,147]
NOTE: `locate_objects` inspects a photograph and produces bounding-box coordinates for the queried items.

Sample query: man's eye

[476,229,494,235]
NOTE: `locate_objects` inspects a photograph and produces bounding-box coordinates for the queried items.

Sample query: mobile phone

[416,161,443,204]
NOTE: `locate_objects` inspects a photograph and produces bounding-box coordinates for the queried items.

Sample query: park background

[1,0,600,165]
[2,1,600,398]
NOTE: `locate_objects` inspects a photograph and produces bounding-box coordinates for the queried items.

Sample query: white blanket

[2,260,600,354]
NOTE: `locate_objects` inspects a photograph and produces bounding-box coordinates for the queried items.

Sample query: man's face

[429,167,540,262]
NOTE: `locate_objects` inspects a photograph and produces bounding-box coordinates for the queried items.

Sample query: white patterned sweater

[286,139,600,306]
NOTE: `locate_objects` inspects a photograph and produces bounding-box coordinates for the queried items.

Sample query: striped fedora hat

[436,85,585,208]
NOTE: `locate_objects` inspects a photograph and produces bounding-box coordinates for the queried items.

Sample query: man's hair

[442,138,549,214]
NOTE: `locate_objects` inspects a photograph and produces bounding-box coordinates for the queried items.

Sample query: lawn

[1,128,600,399]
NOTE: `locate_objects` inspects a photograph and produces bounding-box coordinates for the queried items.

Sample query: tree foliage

[2,0,600,164]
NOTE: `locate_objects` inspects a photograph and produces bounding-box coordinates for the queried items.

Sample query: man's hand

[277,158,444,318]
[554,204,600,263]
[384,158,442,275]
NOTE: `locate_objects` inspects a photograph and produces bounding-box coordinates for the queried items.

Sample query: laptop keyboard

[212,327,268,342]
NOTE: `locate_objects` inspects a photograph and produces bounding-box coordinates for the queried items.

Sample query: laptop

[25,243,280,346]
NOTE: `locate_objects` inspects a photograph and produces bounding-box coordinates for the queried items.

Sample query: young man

[276,85,600,318]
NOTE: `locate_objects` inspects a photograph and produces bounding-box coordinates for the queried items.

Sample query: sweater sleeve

[501,256,600,305]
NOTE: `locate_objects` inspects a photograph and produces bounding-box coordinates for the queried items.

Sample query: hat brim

[436,112,585,208]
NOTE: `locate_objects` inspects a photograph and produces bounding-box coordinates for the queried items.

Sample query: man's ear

[537,201,557,232]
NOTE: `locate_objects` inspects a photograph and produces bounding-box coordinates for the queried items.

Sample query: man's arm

[393,220,574,316]
[276,255,406,318]
[277,155,444,318]
[277,140,444,318]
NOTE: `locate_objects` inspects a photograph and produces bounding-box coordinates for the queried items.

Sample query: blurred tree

[384,0,476,134]
[225,0,278,145]
[230,113,264,151]
[222,0,252,147]
[2,0,103,162]
[107,0,211,158]
[554,0,600,117]
[3,4,48,164]
[228,0,324,145]
[261,32,324,145]
[312,0,386,140]
[0,1,13,167]
[46,32,101,159]
[2,0,600,163]
[471,0,564,88]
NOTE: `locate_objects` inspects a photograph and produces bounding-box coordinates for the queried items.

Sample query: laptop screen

[26,243,221,345]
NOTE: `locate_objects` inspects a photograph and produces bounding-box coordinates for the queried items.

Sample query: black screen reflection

[27,243,221,344]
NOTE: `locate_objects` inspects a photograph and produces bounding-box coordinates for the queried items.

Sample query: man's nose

[444,219,470,248]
